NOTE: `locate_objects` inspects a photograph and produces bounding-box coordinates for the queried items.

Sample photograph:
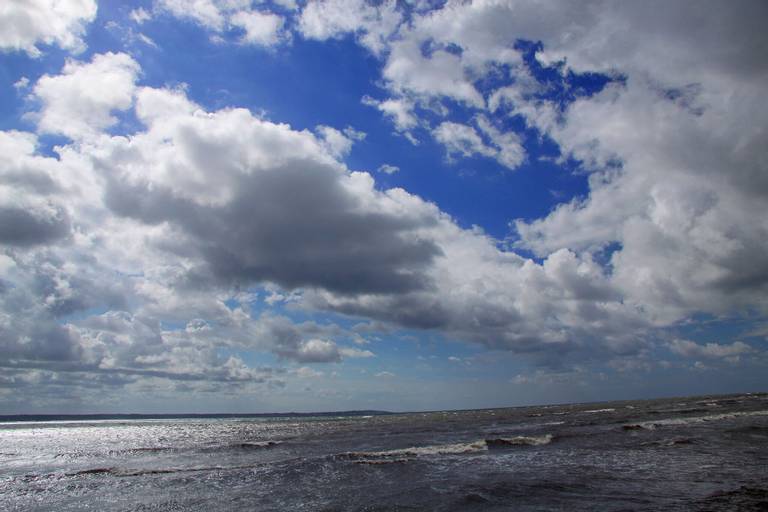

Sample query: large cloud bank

[1,0,766,405]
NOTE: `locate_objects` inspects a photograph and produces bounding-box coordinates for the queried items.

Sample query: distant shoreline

[3,390,766,423]
[0,410,393,423]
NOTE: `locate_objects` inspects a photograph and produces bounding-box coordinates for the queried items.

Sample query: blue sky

[1,0,767,414]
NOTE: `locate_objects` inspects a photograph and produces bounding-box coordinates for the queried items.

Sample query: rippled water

[2,393,767,511]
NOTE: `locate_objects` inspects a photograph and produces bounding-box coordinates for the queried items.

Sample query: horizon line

[3,390,765,422]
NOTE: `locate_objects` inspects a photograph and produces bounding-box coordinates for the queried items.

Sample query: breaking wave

[485,434,553,447]
[227,441,281,450]
[337,435,553,464]
[622,409,768,430]
[64,462,267,478]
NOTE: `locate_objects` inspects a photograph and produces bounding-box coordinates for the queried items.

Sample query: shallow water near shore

[2,393,768,511]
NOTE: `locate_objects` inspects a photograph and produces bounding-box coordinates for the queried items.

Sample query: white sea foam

[339,435,553,463]
[485,434,553,447]
[624,410,768,430]
[341,440,488,461]
[234,441,281,449]
[584,408,616,414]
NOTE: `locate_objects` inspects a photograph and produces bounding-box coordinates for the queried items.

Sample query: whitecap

[338,435,553,463]
[623,410,768,430]
[485,434,553,447]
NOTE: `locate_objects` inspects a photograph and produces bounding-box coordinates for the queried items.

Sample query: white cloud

[229,9,285,46]
[31,52,139,141]
[4,9,767,406]
[156,0,229,30]
[155,0,286,47]
[316,125,356,158]
[0,0,97,56]
[475,115,525,170]
[273,0,298,11]
[433,121,496,160]
[377,164,399,175]
[669,339,754,360]
[33,75,641,360]
[0,130,74,247]
[343,126,366,141]
[296,366,324,378]
[298,0,401,55]
[514,73,768,321]
[137,33,158,47]
[340,347,375,358]
[292,339,342,363]
[362,95,419,139]
[129,7,151,24]
[433,118,525,171]
[13,77,29,90]
[385,39,485,109]
[338,0,768,329]
[315,125,366,158]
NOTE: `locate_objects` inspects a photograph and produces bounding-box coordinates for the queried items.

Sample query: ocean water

[1,393,767,511]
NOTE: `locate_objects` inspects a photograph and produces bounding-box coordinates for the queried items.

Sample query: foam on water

[338,435,553,463]
[338,440,489,462]
[485,434,554,447]
[623,409,768,430]
[2,393,767,511]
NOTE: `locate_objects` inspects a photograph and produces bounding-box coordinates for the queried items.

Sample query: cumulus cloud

[339,0,768,327]
[155,0,231,30]
[377,164,399,175]
[4,0,768,404]
[0,60,660,376]
[284,339,341,363]
[296,366,324,378]
[433,121,497,161]
[668,339,754,360]
[2,253,280,387]
[316,125,358,158]
[361,95,419,141]
[229,9,285,46]
[94,83,647,356]
[386,42,484,109]
[155,0,286,46]
[475,115,525,170]
[0,131,71,247]
[13,77,29,90]
[100,88,441,295]
[0,0,97,56]
[298,0,401,55]
[2,65,647,402]
[31,52,140,141]
[129,7,151,24]
[432,117,524,170]
[340,347,375,358]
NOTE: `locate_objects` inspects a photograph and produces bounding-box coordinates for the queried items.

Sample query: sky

[0,0,767,414]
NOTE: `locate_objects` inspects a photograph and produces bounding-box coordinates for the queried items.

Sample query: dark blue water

[2,393,767,511]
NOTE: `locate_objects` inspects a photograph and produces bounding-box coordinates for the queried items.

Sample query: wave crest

[338,435,553,463]
[486,434,553,447]
[623,410,768,430]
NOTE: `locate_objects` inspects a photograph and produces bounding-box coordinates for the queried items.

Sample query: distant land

[0,410,393,423]
[4,391,767,423]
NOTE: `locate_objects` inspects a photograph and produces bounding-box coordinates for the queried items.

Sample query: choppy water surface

[1,393,767,511]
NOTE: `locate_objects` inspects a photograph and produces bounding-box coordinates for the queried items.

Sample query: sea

[1,392,767,511]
